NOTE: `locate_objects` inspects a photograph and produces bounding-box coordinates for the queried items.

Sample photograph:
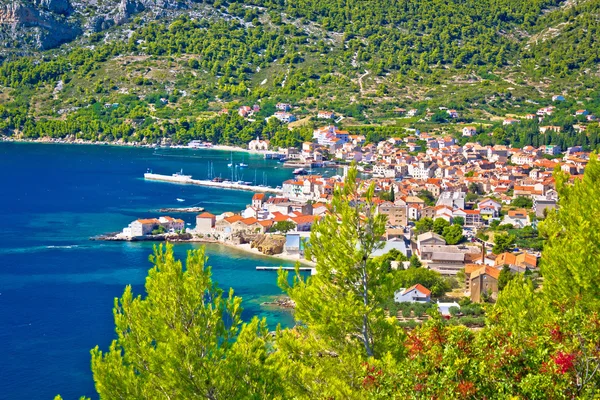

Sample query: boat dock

[144,173,283,194]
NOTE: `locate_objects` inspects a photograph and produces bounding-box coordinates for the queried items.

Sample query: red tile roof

[197,212,215,218]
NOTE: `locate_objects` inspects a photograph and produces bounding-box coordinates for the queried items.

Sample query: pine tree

[90,244,280,399]
[279,167,403,358]
[540,154,600,308]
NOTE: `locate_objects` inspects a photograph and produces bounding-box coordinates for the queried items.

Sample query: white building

[248,136,269,151]
[394,284,431,303]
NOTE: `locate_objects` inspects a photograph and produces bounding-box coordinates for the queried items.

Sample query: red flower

[552,351,576,374]
[549,325,563,343]
[457,380,476,397]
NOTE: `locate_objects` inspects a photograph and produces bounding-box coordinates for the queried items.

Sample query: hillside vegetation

[0,0,599,146]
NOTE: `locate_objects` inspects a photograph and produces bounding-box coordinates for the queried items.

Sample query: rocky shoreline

[90,232,315,266]
[261,297,296,309]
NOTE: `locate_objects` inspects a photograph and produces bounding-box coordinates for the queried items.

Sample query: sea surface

[0,143,313,399]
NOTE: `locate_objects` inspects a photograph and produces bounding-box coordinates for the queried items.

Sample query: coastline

[169,239,316,267]
[95,233,315,267]
[0,136,271,156]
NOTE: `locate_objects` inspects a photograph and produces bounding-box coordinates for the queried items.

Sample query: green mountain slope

[0,0,599,145]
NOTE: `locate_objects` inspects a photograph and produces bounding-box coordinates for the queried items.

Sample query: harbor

[144,172,284,194]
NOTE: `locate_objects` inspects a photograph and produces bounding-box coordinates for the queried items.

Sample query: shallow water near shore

[0,142,304,399]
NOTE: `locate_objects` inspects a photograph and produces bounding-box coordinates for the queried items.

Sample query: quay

[144,172,283,194]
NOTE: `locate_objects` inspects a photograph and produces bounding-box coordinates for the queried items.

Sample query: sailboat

[227,152,234,168]
[239,154,248,168]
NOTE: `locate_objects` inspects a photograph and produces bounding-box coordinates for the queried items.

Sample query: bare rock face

[252,234,286,255]
[0,1,80,49]
[0,0,186,52]
[34,0,72,15]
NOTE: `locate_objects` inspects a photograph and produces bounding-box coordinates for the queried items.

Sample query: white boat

[227,163,233,167]
[176,198,185,202]
[239,163,248,168]
[293,168,308,175]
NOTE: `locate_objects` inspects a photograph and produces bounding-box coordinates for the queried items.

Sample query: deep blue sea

[0,143,303,399]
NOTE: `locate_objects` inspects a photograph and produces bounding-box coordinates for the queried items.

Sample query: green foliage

[151,225,166,235]
[512,196,534,208]
[497,265,515,291]
[433,218,450,235]
[279,167,404,359]
[442,224,464,245]
[408,254,422,269]
[375,248,408,270]
[540,154,600,308]
[452,216,465,226]
[417,190,436,206]
[396,267,449,297]
[492,232,516,254]
[415,217,433,234]
[90,244,280,398]
[271,220,296,233]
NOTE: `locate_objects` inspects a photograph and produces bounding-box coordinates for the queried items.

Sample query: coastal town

[99,95,597,309]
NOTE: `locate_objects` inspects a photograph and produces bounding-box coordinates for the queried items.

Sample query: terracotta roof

[224,215,244,224]
[197,212,215,218]
[252,193,266,200]
[508,209,528,218]
[464,264,482,274]
[292,215,318,224]
[471,266,501,280]
[271,212,291,222]
[137,218,159,224]
[403,284,431,296]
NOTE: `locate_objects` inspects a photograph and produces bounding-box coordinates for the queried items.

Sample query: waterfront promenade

[144,172,284,194]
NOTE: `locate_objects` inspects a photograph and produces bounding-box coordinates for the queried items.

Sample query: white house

[317,111,335,119]
[394,284,431,303]
[248,136,269,151]
[274,112,296,123]
[462,126,477,137]
[502,209,531,228]
[276,103,291,111]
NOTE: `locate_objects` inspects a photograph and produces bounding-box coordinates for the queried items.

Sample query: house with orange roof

[291,214,319,231]
[470,266,501,302]
[394,284,431,303]
[124,216,184,237]
[196,212,216,233]
[215,215,244,234]
[495,252,538,271]
[452,208,482,227]
[252,193,266,208]
[126,218,160,237]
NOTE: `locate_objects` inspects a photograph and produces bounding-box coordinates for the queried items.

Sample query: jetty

[144,172,283,194]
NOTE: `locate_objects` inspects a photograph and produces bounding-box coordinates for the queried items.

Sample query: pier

[144,173,283,194]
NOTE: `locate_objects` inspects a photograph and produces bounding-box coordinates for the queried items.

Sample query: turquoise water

[0,143,301,399]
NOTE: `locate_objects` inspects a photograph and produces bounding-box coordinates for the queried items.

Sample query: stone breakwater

[144,172,284,194]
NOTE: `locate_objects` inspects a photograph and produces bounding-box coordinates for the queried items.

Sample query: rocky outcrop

[34,0,71,15]
[251,234,286,255]
[0,1,80,49]
[0,0,187,51]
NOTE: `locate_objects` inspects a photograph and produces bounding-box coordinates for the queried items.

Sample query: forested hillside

[1,0,599,146]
